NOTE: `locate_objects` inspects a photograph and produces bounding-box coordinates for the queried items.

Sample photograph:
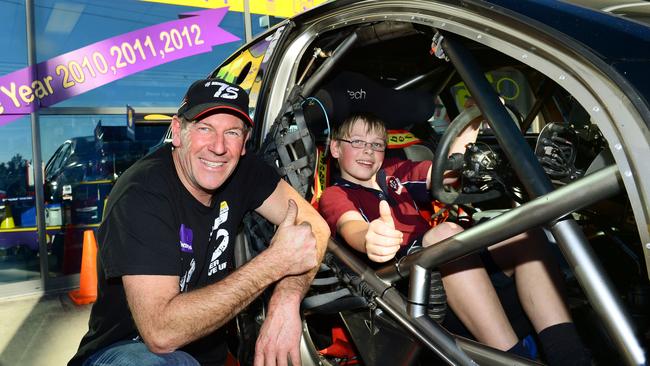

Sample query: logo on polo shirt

[387,176,404,195]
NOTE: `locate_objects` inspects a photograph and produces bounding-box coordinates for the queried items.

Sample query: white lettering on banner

[0,78,55,109]
[208,201,230,277]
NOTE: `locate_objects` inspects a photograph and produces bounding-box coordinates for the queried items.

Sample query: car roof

[299,0,650,60]
[564,0,650,26]
[281,0,650,125]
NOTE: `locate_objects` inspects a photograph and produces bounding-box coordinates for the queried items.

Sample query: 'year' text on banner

[0,7,239,127]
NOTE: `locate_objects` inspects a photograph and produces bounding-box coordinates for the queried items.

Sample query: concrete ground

[0,292,91,366]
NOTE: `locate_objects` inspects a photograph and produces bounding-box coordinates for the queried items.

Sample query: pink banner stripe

[0,7,239,127]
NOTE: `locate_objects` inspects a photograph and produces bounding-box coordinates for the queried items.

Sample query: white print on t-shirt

[179,258,196,292]
[208,201,230,277]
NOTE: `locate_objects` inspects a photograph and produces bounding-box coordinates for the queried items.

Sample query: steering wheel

[431,105,503,204]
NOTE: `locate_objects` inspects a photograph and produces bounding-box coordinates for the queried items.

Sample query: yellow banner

[140,0,329,18]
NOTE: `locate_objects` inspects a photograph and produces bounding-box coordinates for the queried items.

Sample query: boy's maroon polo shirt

[319,158,432,247]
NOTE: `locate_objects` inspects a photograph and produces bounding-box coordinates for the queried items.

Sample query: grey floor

[0,292,91,366]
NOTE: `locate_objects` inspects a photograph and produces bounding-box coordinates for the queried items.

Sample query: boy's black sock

[507,339,531,359]
[538,322,591,366]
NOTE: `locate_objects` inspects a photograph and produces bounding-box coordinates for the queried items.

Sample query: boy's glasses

[338,139,386,152]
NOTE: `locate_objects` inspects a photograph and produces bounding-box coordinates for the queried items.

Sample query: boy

[319,112,590,365]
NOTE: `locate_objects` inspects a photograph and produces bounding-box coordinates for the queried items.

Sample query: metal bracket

[430,32,449,61]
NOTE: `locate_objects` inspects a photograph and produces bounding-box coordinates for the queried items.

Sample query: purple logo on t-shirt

[179,224,193,253]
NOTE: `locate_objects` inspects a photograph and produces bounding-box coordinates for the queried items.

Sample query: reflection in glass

[39,115,168,277]
[0,117,40,284]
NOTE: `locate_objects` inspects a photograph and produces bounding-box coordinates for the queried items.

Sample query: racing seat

[300,72,451,311]
[303,71,436,133]
[296,72,453,364]
[300,71,438,203]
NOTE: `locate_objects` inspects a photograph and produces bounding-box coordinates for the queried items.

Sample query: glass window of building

[1,0,257,293]
[0,1,39,287]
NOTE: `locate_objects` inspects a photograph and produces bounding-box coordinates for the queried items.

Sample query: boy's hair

[333,112,387,141]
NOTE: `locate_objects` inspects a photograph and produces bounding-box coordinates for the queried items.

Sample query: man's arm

[252,179,330,366]
[123,200,317,354]
[255,180,331,295]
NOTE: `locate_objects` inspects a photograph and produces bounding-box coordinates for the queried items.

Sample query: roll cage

[211,2,650,365]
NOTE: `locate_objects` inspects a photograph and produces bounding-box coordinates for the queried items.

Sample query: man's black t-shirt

[69,144,280,366]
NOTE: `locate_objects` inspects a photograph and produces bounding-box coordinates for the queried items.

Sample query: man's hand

[365,200,403,262]
[252,181,329,366]
[254,297,302,366]
[268,199,319,276]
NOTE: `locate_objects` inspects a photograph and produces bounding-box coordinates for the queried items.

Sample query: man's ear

[330,139,341,158]
[240,129,250,156]
[171,116,182,148]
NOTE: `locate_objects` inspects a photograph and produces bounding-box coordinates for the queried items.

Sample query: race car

[204,1,650,365]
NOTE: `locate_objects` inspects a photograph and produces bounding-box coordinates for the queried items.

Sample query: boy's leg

[486,229,571,332]
[423,222,520,351]
[487,229,591,365]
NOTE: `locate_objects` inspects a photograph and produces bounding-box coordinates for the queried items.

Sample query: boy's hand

[268,199,319,276]
[365,200,403,262]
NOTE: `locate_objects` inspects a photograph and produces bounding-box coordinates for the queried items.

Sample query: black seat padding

[304,71,436,136]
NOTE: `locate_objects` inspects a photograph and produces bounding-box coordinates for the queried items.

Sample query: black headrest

[303,71,435,136]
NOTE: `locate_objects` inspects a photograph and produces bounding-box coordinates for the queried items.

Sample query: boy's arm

[426,118,482,189]
[336,210,372,253]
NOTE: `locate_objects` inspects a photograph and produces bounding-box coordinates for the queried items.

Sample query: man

[69,78,330,366]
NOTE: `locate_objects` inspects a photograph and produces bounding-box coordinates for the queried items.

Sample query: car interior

[218,19,647,366]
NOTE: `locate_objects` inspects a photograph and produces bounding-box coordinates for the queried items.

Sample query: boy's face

[331,120,385,186]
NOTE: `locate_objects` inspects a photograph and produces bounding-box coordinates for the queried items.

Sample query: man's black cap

[177,78,253,127]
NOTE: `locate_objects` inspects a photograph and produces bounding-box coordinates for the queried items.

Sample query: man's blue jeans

[83,339,200,366]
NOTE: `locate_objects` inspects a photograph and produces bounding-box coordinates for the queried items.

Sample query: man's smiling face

[172,113,248,204]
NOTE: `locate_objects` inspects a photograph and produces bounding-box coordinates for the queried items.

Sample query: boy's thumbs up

[379,200,394,228]
[365,200,402,263]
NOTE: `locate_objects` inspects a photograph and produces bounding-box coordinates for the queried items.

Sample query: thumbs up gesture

[269,199,318,276]
[365,200,403,263]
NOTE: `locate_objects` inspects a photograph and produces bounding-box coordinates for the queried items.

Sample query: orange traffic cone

[68,230,98,305]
